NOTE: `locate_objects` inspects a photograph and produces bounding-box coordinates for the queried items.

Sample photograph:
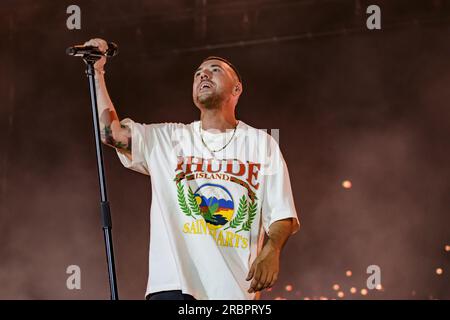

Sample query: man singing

[84,38,300,300]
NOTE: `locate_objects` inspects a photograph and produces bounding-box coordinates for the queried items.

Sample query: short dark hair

[202,56,242,83]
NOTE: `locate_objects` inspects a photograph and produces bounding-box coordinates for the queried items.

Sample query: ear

[232,82,242,96]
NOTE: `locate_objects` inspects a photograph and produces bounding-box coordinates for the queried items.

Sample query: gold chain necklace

[199,120,239,153]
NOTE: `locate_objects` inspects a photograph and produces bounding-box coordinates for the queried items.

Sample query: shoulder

[133,121,190,136]
[142,121,187,129]
[239,121,280,147]
[122,119,191,140]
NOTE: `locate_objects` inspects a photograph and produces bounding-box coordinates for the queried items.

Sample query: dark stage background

[0,0,449,299]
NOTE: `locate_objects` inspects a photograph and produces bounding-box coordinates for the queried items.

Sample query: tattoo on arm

[113,136,132,152]
[101,124,131,153]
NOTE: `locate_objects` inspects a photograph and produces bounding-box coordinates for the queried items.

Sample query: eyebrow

[195,64,224,73]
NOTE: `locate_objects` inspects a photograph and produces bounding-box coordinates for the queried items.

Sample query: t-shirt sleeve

[261,135,300,235]
[115,118,155,176]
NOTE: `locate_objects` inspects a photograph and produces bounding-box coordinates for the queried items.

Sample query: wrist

[266,239,282,254]
[94,71,106,83]
[94,68,105,77]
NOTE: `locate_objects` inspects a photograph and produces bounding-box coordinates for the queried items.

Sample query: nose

[200,71,211,80]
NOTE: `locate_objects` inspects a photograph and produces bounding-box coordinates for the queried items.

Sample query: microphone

[66,42,118,58]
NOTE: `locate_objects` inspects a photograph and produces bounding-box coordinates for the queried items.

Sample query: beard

[196,91,224,109]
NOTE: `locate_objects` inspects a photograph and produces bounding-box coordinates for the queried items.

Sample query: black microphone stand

[82,54,119,300]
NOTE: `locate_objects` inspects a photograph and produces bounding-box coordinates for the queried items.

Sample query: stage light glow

[333,284,340,291]
[346,270,352,277]
[342,180,352,189]
[445,245,450,252]
[376,284,383,290]
[285,284,293,292]
[436,268,443,275]
[337,291,344,298]
[361,289,368,296]
[350,287,357,294]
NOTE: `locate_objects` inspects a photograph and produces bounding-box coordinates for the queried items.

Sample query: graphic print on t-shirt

[174,156,261,249]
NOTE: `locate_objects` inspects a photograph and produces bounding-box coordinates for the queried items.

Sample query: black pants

[146,290,196,300]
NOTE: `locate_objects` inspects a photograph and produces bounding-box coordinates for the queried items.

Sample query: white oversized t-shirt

[116,118,299,300]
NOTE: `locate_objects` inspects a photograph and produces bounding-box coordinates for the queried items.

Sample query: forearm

[95,72,119,131]
[95,72,130,151]
[246,218,296,293]
[266,218,296,252]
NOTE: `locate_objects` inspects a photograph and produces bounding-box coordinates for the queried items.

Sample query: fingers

[256,270,276,292]
[82,38,108,70]
[263,272,274,290]
[248,270,278,293]
[246,263,255,281]
[247,259,280,293]
[83,38,108,53]
[256,270,268,292]
[248,267,262,293]
[83,39,97,47]
[94,38,108,52]
[249,271,275,293]
[268,272,278,289]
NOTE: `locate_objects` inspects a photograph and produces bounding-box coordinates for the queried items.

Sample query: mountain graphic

[195,195,234,226]
[197,196,234,209]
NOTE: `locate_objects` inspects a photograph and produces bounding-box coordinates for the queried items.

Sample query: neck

[200,108,237,132]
